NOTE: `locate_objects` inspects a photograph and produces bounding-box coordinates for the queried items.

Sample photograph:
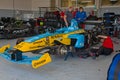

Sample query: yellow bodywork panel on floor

[32,53,52,69]
[0,44,10,53]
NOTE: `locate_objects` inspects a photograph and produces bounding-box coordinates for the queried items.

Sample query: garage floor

[0,37,120,80]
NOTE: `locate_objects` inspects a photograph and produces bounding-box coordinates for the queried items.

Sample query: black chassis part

[0,27,33,39]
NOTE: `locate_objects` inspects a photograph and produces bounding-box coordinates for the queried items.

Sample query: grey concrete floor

[0,38,120,80]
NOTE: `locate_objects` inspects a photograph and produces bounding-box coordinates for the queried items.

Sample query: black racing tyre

[57,45,67,55]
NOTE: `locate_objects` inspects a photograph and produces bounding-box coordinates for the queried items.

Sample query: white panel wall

[0,0,13,9]
[32,0,50,10]
[0,0,32,10]
[14,0,32,10]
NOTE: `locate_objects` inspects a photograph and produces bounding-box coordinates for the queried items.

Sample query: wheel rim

[59,46,67,55]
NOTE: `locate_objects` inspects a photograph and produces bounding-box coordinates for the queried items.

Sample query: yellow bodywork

[32,53,51,69]
[0,29,85,69]
[0,44,10,53]
[14,29,85,52]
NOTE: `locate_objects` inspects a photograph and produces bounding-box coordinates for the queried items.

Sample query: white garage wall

[14,0,32,10]
[0,0,119,18]
[32,0,50,11]
[0,0,32,10]
[0,0,32,17]
[0,0,13,9]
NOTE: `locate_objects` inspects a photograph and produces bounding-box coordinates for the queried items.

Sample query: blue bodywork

[0,48,42,64]
[107,53,120,80]
[24,19,84,48]
[25,19,79,43]
[68,34,84,48]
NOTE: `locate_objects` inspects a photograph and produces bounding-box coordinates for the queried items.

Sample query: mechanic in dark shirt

[64,7,73,27]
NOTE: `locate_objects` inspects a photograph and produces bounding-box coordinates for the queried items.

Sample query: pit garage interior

[0,0,120,80]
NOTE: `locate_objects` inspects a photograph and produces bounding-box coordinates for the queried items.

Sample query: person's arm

[97,35,108,39]
[63,15,68,27]
[84,12,87,20]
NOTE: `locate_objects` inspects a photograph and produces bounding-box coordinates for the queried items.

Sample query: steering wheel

[46,26,55,33]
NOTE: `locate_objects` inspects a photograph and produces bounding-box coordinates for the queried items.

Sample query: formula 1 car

[0,19,85,69]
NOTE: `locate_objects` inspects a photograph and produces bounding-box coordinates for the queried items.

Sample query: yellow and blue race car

[0,19,85,69]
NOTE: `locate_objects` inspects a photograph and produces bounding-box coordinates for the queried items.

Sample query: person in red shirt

[60,11,65,19]
[72,8,78,18]
[90,35,113,58]
[96,35,114,56]
[60,10,65,26]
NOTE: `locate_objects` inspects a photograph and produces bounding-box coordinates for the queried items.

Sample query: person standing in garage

[64,7,73,27]
[75,7,87,28]
[60,9,65,27]
[34,18,40,34]
[72,8,78,18]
